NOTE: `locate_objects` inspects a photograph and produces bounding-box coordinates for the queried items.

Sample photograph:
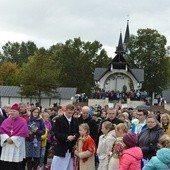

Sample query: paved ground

[46,158,98,170]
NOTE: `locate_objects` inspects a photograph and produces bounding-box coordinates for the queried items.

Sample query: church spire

[115,32,125,54]
[124,20,130,44]
[124,20,130,54]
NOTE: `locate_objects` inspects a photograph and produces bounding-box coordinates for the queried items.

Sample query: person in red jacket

[119,132,143,170]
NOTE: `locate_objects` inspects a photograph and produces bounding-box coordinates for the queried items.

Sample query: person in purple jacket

[25,107,45,170]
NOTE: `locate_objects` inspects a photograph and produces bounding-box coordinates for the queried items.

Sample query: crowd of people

[0,102,170,170]
[92,89,148,102]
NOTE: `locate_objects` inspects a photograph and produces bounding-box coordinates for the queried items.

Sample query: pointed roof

[124,20,130,44]
[115,32,125,54]
[109,52,127,70]
[129,69,144,82]
[112,53,126,63]
[93,20,144,85]
[93,67,144,83]
[94,68,107,81]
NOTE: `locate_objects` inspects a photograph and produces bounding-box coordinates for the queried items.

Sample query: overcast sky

[0,0,170,57]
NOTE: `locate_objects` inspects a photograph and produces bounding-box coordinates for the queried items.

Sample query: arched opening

[103,73,134,92]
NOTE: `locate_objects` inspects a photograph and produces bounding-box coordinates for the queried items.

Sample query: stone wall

[88,98,145,108]
[88,98,109,107]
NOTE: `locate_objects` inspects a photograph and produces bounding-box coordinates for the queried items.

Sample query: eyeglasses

[108,112,116,114]
[136,114,144,116]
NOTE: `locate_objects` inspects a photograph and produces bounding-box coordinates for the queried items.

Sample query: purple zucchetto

[11,103,20,112]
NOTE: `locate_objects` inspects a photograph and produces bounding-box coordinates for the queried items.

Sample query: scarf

[82,135,96,162]
[0,116,29,137]
[30,116,39,122]
[162,123,169,132]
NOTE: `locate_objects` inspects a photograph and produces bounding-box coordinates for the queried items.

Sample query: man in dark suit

[77,106,98,144]
[98,107,124,137]
[77,106,99,166]
[50,104,79,170]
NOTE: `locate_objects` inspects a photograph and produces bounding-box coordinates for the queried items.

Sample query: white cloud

[0,31,30,47]
[0,0,170,54]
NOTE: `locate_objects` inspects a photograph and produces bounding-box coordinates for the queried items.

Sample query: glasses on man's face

[136,114,144,116]
[137,114,144,117]
[108,112,116,115]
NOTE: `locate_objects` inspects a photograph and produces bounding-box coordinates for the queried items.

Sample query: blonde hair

[158,134,170,148]
[160,113,170,123]
[122,112,129,119]
[115,123,128,133]
[102,121,115,132]
[41,112,49,119]
[79,123,90,135]
[118,113,126,120]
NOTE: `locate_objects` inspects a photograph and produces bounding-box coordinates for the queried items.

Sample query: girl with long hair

[74,123,96,170]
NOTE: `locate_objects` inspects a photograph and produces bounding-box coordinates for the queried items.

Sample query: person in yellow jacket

[39,128,48,169]
[160,113,170,135]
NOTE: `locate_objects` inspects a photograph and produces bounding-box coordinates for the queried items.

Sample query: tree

[19,48,60,103]
[48,38,112,95]
[0,41,38,65]
[0,62,19,85]
[128,28,168,96]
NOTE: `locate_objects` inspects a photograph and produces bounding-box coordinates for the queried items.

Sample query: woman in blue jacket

[143,134,170,169]
[142,148,170,170]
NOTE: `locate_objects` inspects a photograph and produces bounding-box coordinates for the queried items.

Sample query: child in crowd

[108,123,128,170]
[41,112,53,168]
[143,134,170,170]
[119,132,143,170]
[97,121,116,170]
[39,128,48,169]
[74,123,96,170]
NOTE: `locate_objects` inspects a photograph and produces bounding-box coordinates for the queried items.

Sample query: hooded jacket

[142,148,170,170]
[119,147,143,170]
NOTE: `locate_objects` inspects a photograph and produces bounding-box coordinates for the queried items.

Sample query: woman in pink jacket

[119,132,143,170]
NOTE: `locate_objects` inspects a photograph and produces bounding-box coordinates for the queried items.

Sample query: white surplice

[0,134,26,162]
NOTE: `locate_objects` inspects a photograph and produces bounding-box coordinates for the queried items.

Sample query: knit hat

[123,132,138,147]
[11,103,20,112]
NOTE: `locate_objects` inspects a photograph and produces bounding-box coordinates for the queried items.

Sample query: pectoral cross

[10,119,14,135]
[10,129,13,135]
